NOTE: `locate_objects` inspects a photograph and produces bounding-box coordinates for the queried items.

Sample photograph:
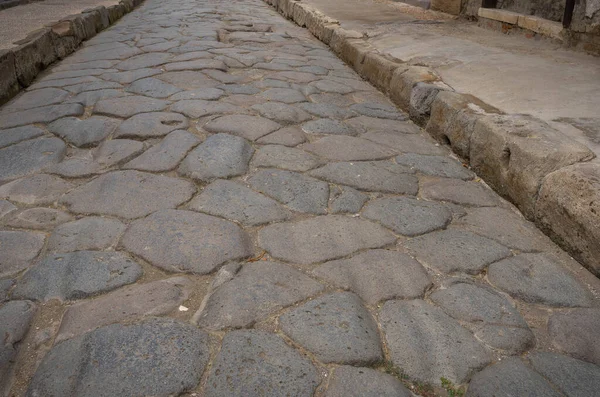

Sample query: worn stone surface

[301,135,395,161]
[0,104,84,129]
[302,118,358,136]
[126,77,182,98]
[48,116,120,147]
[0,126,44,149]
[350,102,406,120]
[115,112,188,139]
[205,330,319,397]
[0,138,66,183]
[363,131,446,155]
[124,130,200,171]
[195,261,323,330]
[421,178,502,207]
[5,208,73,230]
[47,217,126,252]
[253,145,323,171]
[13,251,142,302]
[0,231,45,277]
[121,209,253,274]
[325,366,412,397]
[94,96,170,118]
[256,125,307,146]
[260,87,306,103]
[329,186,368,213]
[171,99,241,118]
[204,114,280,141]
[396,153,474,180]
[0,174,73,205]
[251,102,312,124]
[548,308,600,365]
[528,352,600,397]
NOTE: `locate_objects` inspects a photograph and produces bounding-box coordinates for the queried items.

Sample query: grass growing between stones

[441,377,465,397]
[381,361,436,397]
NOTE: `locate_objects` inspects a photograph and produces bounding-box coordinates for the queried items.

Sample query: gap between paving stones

[263,0,600,276]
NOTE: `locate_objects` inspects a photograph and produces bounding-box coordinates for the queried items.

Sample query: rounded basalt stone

[0,230,45,277]
[5,208,74,230]
[204,114,281,141]
[0,174,73,205]
[114,112,189,139]
[48,116,120,147]
[47,217,126,252]
[548,308,600,365]
[325,366,412,397]
[301,119,359,136]
[252,145,323,172]
[0,138,66,184]
[0,300,36,392]
[300,135,395,161]
[395,153,475,180]
[121,209,253,274]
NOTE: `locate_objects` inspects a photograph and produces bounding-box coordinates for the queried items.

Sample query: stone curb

[263,0,600,275]
[0,0,43,11]
[0,0,144,106]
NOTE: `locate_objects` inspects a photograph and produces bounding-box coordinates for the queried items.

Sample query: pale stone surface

[0,231,45,277]
[47,217,126,252]
[0,174,73,205]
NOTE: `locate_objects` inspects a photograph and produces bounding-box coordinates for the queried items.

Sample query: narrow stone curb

[263,0,600,276]
[0,0,145,105]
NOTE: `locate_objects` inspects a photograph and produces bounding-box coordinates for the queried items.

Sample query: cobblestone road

[1,0,600,395]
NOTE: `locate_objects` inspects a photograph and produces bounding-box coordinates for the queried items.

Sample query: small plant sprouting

[440,377,465,397]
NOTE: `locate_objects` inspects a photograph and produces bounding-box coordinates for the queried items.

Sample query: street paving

[1,0,600,395]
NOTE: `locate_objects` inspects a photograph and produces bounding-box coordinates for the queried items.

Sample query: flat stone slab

[0,126,44,149]
[94,96,170,118]
[114,52,173,70]
[121,209,253,274]
[0,174,73,205]
[0,104,84,129]
[0,230,45,277]
[248,169,329,214]
[421,178,502,207]
[56,277,191,342]
[205,330,319,397]
[301,135,395,161]
[0,300,36,392]
[47,217,126,252]
[256,126,307,146]
[48,116,120,147]
[259,88,307,103]
[252,145,323,171]
[195,261,323,330]
[404,229,511,274]
[431,282,534,354]
[362,197,452,236]
[488,253,593,307]
[204,114,281,141]
[12,251,142,302]
[548,308,600,365]
[124,130,200,171]
[326,366,412,397]
[3,88,69,112]
[310,162,418,194]
[301,119,359,136]
[27,319,210,397]
[395,153,474,180]
[178,133,254,182]
[329,186,368,214]
[345,116,420,134]
[5,208,73,230]
[259,215,396,264]
[170,99,241,118]
[280,292,383,365]
[0,138,66,183]
[60,170,195,219]
[313,249,431,304]
[251,102,312,124]
[363,131,446,155]
[169,87,224,100]
[380,299,492,385]
[187,179,291,226]
[298,102,356,119]
[350,102,406,120]
[114,112,189,139]
[126,77,182,98]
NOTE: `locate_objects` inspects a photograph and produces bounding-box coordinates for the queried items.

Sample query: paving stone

[164,58,228,71]
[100,68,162,84]
[13,251,142,302]
[114,112,188,139]
[3,88,70,112]
[48,116,120,147]
[188,179,291,226]
[0,200,16,220]
[204,114,281,141]
[171,99,241,118]
[169,87,224,100]
[157,71,220,89]
[345,116,420,134]
[218,83,261,94]
[421,178,503,207]
[280,292,382,364]
[5,208,73,230]
[0,174,73,205]
[404,229,511,274]
[430,282,534,354]
[251,102,312,124]
[248,169,329,214]
[396,153,474,180]
[195,261,323,329]
[380,299,492,385]
[204,330,319,397]
[0,231,45,277]
[56,277,192,342]
[362,197,452,236]
[0,279,12,303]
[272,71,319,83]
[178,133,253,182]
[47,217,126,252]
[0,300,36,392]
[325,366,412,397]
[329,186,368,213]
[63,80,123,94]
[350,102,406,120]
[362,131,446,155]
[94,96,170,118]
[309,92,355,107]
[313,249,431,304]
[259,88,306,103]
[548,308,600,366]
[26,318,210,397]
[488,253,593,307]
[60,170,195,219]
[0,138,66,184]
[297,102,355,119]
[313,79,355,94]
[124,130,200,171]
[466,358,561,397]
[0,126,44,149]
[253,145,323,172]
[114,52,173,70]
[301,135,395,161]
[125,77,182,98]
[67,89,130,107]
[259,215,396,264]
[27,76,99,91]
[255,79,290,89]
[302,118,358,136]
[528,351,600,397]
[256,126,307,146]
[121,209,252,274]
[310,162,418,194]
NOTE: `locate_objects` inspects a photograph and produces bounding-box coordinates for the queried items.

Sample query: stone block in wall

[517,15,563,39]
[478,8,520,24]
[431,0,461,15]
[0,50,20,106]
[13,28,57,87]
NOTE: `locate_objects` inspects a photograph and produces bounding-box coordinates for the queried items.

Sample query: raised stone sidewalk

[1,0,600,395]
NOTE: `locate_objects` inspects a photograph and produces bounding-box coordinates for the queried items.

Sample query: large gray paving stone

[548,308,600,365]
[280,292,383,365]
[12,251,142,302]
[26,318,210,397]
[421,178,502,207]
[0,104,84,129]
[301,135,395,161]
[380,299,492,385]
[164,59,228,72]
[251,102,312,124]
[329,186,368,214]
[178,133,254,182]
[204,114,281,141]
[488,253,593,307]
[528,352,600,397]
[60,170,194,218]
[302,118,359,136]
[259,87,306,103]
[125,77,182,98]
[362,197,452,236]
[205,330,319,397]
[404,229,511,274]
[396,153,474,180]
[195,261,323,330]
[121,209,253,274]
[312,79,354,94]
[0,200,16,220]
[248,169,329,214]
[0,230,45,277]
[0,279,12,303]
[350,102,407,120]
[345,116,420,134]
[47,217,126,252]
[67,89,130,107]
[310,162,418,194]
[170,99,242,118]
[430,282,534,354]
[48,116,120,147]
[93,96,170,118]
[5,208,73,230]
[64,80,122,94]
[114,112,188,139]
[0,138,66,183]
[0,126,44,149]
[298,102,356,119]
[325,366,412,397]
[272,71,319,83]
[56,277,191,342]
[253,145,324,171]
[0,174,73,205]
[362,131,446,156]
[259,215,396,264]
[157,71,220,89]
[124,130,200,171]
[114,52,173,70]
[312,249,431,304]
[169,87,224,101]
[3,88,70,112]
[101,68,162,84]
[256,125,307,146]
[187,179,291,226]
